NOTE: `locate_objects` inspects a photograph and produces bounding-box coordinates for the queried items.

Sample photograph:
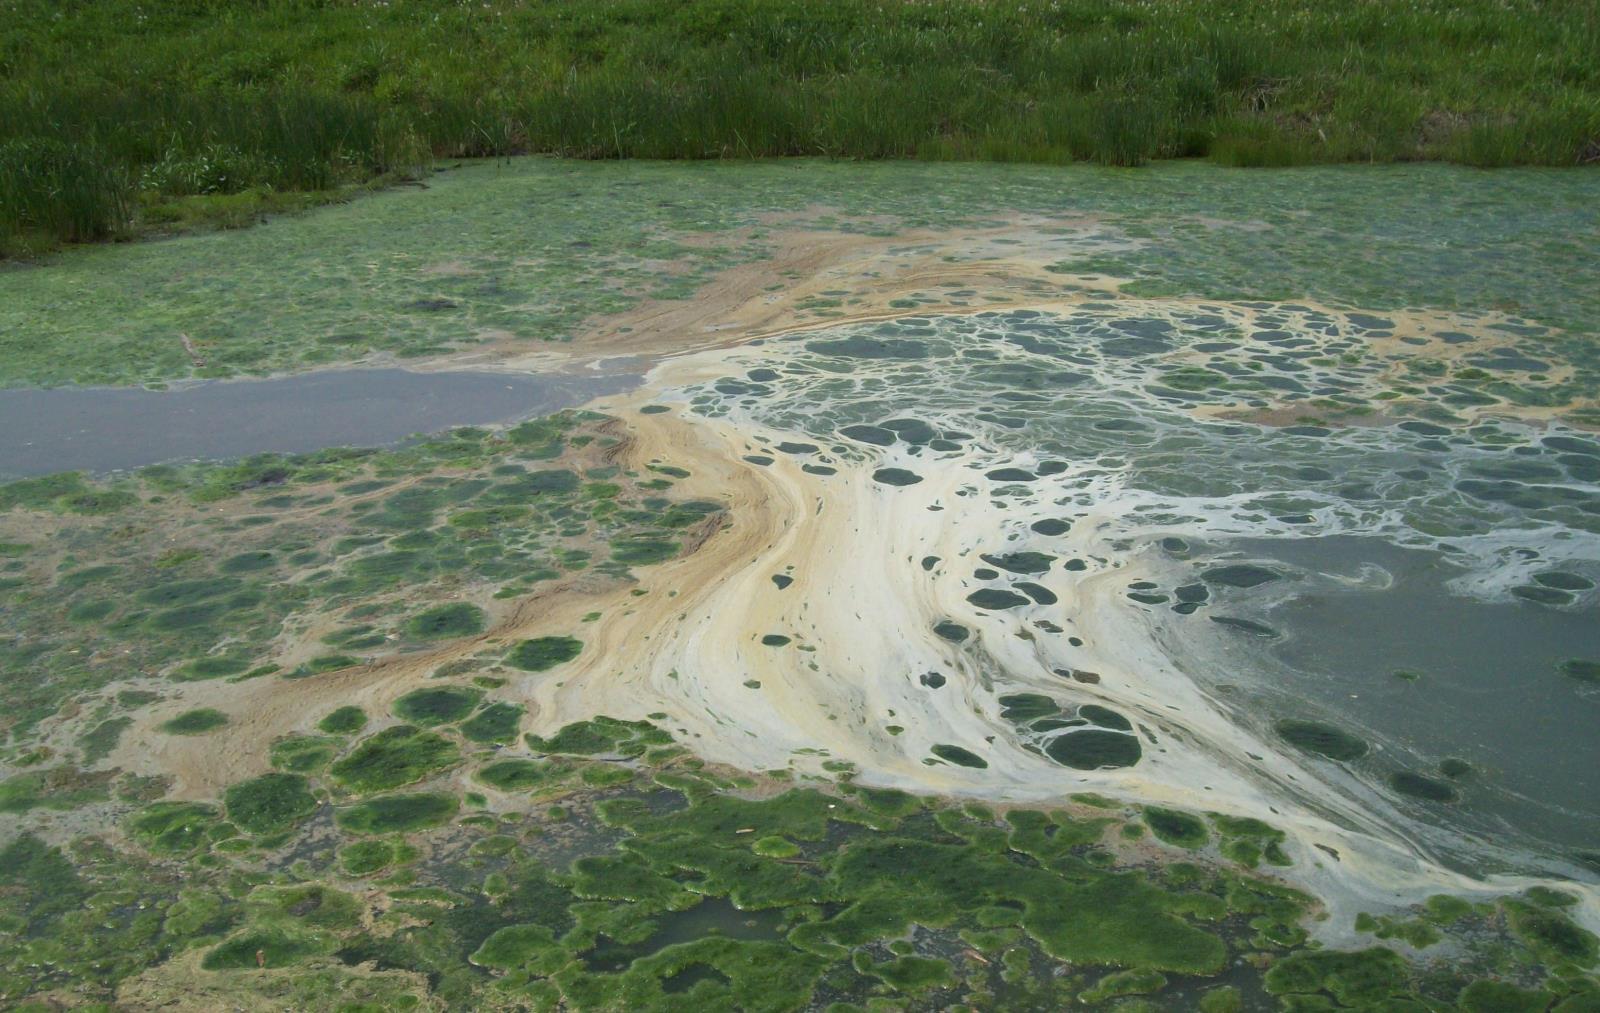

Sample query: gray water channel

[0,367,639,477]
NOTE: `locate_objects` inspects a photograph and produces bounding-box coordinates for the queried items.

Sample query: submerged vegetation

[2,0,1597,254]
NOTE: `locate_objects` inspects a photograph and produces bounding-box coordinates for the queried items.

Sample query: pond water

[0,366,638,477]
[1182,536,1600,858]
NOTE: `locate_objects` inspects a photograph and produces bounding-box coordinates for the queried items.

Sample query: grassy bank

[2,0,1597,256]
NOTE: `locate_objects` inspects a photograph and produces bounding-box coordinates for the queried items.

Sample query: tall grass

[0,139,133,246]
[1,0,1596,254]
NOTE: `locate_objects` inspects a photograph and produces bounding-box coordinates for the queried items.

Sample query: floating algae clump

[1045,730,1142,770]
[1275,718,1368,762]
[334,793,458,834]
[526,716,670,756]
[1389,771,1460,803]
[329,725,459,793]
[475,758,571,792]
[224,772,317,835]
[506,635,583,671]
[392,686,483,726]
[967,588,1031,610]
[158,708,228,735]
[318,705,367,734]
[872,467,923,487]
[1559,659,1600,684]
[269,735,339,773]
[202,928,328,970]
[930,744,988,768]
[404,602,486,639]
[459,701,524,744]
[126,801,219,854]
[1263,947,1410,1006]
[1143,807,1208,849]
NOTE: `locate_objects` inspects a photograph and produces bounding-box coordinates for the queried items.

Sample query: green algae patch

[1275,718,1369,762]
[127,801,220,854]
[1559,659,1600,684]
[930,744,988,769]
[224,773,317,836]
[475,758,571,792]
[391,686,483,726]
[966,588,1032,610]
[334,792,458,835]
[1080,967,1168,1004]
[871,467,923,487]
[1198,986,1244,1012]
[1458,980,1557,1012]
[269,735,340,774]
[158,707,229,735]
[1504,900,1600,968]
[79,716,131,765]
[857,952,955,991]
[5,745,1583,1009]
[219,550,277,574]
[1045,729,1142,770]
[318,705,368,735]
[611,534,682,566]
[1202,564,1282,588]
[1211,814,1292,868]
[339,838,414,876]
[752,836,801,859]
[981,551,1057,575]
[1389,770,1460,803]
[0,411,715,753]
[404,602,486,640]
[506,635,583,672]
[998,693,1059,721]
[1080,704,1133,731]
[174,654,255,681]
[1143,807,1208,849]
[329,725,460,793]
[470,922,563,971]
[459,701,524,744]
[1263,947,1411,1007]
[802,835,1228,975]
[526,716,669,757]
[202,927,330,970]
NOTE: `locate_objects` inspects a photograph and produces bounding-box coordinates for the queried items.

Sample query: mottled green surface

[0,412,717,746]
[2,160,1597,388]
[3,719,1594,1009]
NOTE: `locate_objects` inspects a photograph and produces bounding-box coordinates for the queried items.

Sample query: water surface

[0,367,636,476]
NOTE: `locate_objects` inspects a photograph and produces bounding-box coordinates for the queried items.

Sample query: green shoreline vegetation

[3,0,1598,256]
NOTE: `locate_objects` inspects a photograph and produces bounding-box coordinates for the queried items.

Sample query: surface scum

[0,159,1597,1009]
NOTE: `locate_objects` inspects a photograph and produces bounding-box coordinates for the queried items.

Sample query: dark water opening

[1224,536,1599,855]
[0,367,638,477]
[582,897,785,973]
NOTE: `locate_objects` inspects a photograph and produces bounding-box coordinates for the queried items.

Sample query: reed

[1,0,1596,254]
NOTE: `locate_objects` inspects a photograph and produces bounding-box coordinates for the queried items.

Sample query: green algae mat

[4,717,1596,1010]
[2,159,1597,388]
